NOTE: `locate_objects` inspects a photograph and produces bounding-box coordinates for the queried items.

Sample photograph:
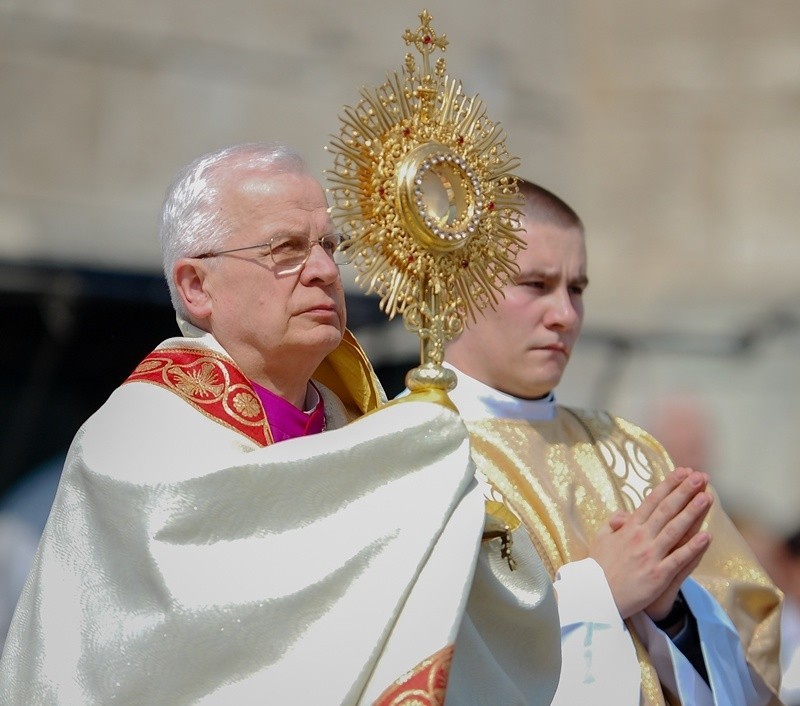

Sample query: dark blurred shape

[0,260,415,650]
[0,260,412,497]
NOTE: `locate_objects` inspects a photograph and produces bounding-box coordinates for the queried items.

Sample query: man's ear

[174,258,213,321]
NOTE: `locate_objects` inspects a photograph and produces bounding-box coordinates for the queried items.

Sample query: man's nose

[301,239,340,283]
[544,289,579,329]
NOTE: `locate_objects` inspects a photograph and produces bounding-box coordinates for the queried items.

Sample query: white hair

[159,142,309,317]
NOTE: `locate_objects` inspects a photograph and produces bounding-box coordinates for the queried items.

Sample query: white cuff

[555,557,626,630]
[551,558,640,704]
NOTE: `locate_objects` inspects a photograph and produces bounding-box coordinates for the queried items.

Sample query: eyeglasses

[194,232,345,272]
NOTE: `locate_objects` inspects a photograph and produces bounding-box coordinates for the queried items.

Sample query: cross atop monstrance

[403,10,449,72]
[327,10,522,393]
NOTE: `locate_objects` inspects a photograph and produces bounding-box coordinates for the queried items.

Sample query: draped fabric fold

[0,333,483,705]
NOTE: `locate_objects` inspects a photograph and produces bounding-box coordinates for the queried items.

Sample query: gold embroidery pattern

[170,361,225,399]
[569,409,666,510]
[134,359,161,373]
[232,391,260,418]
[124,347,272,446]
[374,645,453,706]
[467,409,783,705]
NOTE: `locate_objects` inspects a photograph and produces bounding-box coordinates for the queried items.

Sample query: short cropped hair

[517,178,583,233]
[159,142,308,317]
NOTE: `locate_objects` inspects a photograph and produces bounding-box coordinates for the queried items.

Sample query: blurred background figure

[734,517,800,706]
[644,392,717,475]
[782,531,800,705]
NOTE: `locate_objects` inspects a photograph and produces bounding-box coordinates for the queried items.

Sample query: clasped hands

[589,467,712,624]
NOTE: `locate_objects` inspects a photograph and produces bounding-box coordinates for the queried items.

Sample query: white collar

[444,363,557,423]
[303,382,321,414]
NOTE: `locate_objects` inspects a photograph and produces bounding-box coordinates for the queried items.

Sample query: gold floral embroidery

[232,391,260,418]
[125,347,272,446]
[134,359,162,373]
[170,362,224,399]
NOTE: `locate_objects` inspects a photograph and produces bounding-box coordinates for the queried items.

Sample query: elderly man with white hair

[0,143,490,705]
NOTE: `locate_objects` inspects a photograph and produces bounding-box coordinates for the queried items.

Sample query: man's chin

[514,365,565,399]
[312,325,345,354]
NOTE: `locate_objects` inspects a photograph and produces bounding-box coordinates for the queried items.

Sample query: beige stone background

[1,1,799,529]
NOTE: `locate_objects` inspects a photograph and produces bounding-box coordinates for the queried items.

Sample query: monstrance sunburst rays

[326,10,523,391]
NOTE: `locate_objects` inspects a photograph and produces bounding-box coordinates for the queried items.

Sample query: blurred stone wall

[1,0,799,527]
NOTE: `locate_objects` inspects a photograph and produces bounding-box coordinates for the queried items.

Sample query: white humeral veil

[0,339,484,704]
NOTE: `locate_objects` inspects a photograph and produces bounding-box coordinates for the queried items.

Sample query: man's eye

[271,237,306,256]
[320,234,342,254]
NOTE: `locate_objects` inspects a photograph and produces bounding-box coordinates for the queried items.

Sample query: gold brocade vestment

[465,407,783,706]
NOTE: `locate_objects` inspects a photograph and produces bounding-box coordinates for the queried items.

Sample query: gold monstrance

[327,10,522,393]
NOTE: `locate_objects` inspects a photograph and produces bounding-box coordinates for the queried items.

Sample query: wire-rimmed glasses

[195,232,345,272]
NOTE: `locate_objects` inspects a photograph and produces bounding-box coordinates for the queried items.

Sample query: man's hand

[589,467,713,620]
